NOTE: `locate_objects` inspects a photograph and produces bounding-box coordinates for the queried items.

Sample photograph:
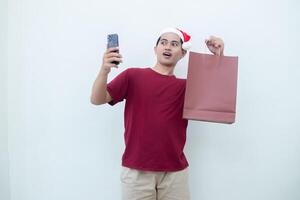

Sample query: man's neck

[152,62,175,76]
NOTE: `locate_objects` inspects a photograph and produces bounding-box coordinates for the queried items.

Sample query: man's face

[154,33,186,67]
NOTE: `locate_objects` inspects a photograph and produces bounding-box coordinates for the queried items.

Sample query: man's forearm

[90,70,109,105]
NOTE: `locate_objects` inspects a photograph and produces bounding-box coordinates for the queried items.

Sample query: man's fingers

[106,47,119,53]
[206,40,223,48]
[206,38,216,46]
[206,36,223,46]
[214,42,221,48]
[206,40,217,48]
[206,36,215,44]
[105,52,122,59]
[106,57,123,63]
[204,36,225,56]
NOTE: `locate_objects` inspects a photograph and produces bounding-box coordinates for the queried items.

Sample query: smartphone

[107,34,119,65]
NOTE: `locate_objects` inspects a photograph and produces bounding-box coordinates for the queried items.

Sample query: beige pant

[120,166,190,200]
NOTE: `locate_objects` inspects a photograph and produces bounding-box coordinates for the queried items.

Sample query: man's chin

[159,60,176,67]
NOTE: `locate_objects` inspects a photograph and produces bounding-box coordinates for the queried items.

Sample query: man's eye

[172,42,179,47]
[160,41,167,45]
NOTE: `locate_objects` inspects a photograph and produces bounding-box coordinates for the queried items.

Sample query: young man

[90,28,224,200]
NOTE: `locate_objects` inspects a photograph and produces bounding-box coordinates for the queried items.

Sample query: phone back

[107,34,119,49]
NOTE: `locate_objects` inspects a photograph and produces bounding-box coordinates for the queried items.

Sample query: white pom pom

[182,41,192,50]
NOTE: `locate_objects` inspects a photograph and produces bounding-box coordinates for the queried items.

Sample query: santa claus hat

[159,27,192,50]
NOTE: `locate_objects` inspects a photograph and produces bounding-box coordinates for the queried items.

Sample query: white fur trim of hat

[159,27,192,50]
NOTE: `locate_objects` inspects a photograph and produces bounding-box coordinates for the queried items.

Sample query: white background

[1,0,300,200]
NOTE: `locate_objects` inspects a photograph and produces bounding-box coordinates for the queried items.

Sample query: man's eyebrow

[160,38,180,43]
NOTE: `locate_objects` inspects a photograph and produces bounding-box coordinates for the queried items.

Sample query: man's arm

[90,47,122,105]
[90,71,113,105]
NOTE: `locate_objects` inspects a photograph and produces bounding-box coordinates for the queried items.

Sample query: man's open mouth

[163,52,172,58]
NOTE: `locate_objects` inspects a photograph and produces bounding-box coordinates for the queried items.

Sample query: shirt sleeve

[106,68,129,106]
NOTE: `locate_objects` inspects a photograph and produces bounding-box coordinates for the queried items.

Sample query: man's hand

[91,47,121,105]
[205,36,224,56]
[100,47,123,75]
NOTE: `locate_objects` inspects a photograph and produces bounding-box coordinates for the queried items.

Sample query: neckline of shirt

[147,67,176,78]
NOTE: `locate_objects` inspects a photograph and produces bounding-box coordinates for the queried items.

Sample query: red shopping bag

[183,51,239,124]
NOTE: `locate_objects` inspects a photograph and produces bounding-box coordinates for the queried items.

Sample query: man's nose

[165,45,171,50]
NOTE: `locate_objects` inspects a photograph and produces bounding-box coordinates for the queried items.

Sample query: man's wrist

[99,68,109,76]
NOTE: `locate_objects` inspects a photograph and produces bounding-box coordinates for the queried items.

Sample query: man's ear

[181,49,187,58]
[154,46,157,55]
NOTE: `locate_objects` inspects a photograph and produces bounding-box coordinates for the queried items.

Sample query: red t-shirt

[107,67,189,171]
